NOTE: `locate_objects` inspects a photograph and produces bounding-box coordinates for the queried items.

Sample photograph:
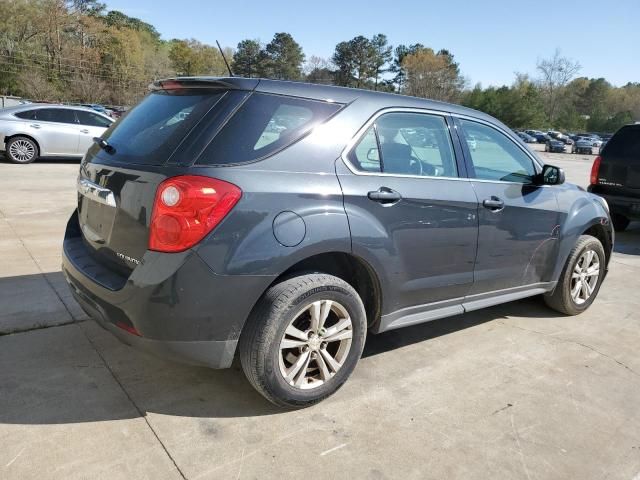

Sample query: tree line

[1,0,638,132]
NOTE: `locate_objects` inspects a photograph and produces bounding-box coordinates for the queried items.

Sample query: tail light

[149,176,242,253]
[590,156,601,185]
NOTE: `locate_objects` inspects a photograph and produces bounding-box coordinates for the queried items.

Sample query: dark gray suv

[62,77,613,407]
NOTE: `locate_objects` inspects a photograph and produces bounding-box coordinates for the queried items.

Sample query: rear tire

[6,136,39,164]
[239,273,367,408]
[612,214,630,232]
[544,235,605,315]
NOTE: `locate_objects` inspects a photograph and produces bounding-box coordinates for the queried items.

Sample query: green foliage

[232,39,261,78]
[332,35,390,89]
[260,33,305,80]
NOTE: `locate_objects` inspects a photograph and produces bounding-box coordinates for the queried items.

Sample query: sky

[104,0,639,87]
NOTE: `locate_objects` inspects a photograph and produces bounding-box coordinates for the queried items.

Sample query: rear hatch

[76,80,254,276]
[595,124,640,196]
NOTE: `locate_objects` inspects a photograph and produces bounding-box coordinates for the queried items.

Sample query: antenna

[216,40,234,77]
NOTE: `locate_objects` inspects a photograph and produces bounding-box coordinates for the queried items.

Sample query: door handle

[368,188,402,204]
[80,129,89,134]
[30,124,41,129]
[482,196,504,211]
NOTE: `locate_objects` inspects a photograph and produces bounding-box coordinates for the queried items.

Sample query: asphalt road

[1,151,639,480]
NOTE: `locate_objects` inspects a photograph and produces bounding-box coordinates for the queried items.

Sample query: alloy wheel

[278,299,353,390]
[570,249,600,305]
[9,139,36,162]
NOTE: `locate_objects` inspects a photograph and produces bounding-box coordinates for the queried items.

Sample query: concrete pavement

[1,156,639,480]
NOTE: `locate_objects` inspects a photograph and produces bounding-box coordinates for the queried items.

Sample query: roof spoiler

[150,77,260,92]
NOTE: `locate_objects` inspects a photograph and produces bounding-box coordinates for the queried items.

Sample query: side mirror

[367,147,380,162]
[540,164,565,185]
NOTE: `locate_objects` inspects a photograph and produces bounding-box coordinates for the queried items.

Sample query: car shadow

[0,153,81,164]
[0,271,565,424]
[613,221,640,256]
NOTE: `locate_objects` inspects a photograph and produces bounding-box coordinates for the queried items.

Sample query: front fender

[552,187,612,282]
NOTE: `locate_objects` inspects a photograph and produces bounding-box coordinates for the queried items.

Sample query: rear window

[197,93,342,166]
[98,89,225,165]
[603,126,640,160]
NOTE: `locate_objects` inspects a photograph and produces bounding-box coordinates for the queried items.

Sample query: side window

[198,93,341,166]
[76,111,113,128]
[348,127,380,172]
[14,110,37,120]
[36,108,77,124]
[347,112,458,177]
[459,119,536,183]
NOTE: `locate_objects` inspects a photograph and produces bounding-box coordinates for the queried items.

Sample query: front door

[75,110,113,155]
[456,118,561,295]
[337,111,478,316]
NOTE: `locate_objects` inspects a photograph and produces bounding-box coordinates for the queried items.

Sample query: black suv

[588,124,640,231]
[63,78,612,407]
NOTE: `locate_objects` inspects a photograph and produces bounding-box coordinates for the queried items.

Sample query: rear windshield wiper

[93,137,116,154]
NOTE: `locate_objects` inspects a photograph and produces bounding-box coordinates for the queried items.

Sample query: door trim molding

[374,282,556,334]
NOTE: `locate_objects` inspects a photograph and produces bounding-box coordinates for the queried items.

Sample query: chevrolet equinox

[62,78,613,408]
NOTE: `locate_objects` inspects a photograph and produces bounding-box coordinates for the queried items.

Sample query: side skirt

[373,282,556,334]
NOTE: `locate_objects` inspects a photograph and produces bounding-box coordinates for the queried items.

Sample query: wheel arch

[252,251,383,330]
[5,133,41,154]
[553,195,612,283]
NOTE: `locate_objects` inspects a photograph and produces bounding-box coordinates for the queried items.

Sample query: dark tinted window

[14,110,37,120]
[36,108,77,124]
[348,112,458,177]
[76,110,112,128]
[98,89,225,165]
[460,119,536,183]
[603,126,640,161]
[197,93,341,166]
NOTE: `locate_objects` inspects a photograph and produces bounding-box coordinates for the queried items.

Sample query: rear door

[33,108,80,155]
[75,110,113,155]
[455,117,561,295]
[596,125,640,195]
[337,110,478,316]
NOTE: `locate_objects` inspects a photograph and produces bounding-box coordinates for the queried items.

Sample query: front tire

[544,235,605,315]
[239,273,367,408]
[6,136,39,164]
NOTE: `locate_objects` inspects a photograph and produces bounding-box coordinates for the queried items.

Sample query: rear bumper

[61,211,274,368]
[587,189,640,220]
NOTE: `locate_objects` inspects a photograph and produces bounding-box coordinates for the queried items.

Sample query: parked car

[588,124,640,231]
[62,77,613,408]
[545,139,566,153]
[572,137,594,154]
[0,104,114,163]
[599,140,608,154]
[578,133,603,148]
[534,133,552,143]
[547,131,573,145]
[516,131,537,143]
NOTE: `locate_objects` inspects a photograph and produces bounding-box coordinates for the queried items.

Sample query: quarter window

[14,110,37,120]
[198,93,341,166]
[348,112,458,177]
[459,119,536,183]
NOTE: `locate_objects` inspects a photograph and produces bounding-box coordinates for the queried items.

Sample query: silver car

[0,104,113,163]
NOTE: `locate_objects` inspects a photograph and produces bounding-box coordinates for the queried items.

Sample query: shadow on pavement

[614,222,640,256]
[0,270,566,424]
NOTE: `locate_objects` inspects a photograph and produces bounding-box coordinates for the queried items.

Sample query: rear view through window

[97,89,226,165]
[197,93,341,165]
